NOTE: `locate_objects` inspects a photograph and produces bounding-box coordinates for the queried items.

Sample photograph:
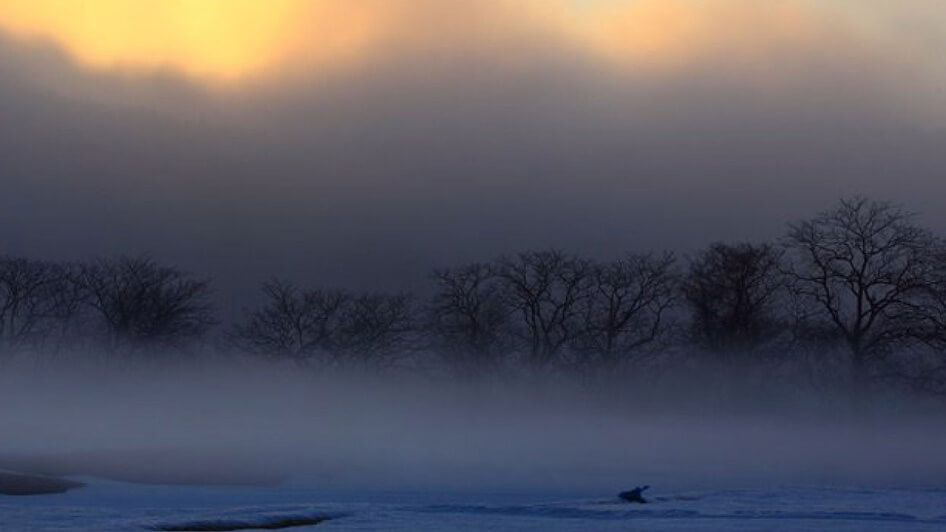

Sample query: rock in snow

[0,470,85,496]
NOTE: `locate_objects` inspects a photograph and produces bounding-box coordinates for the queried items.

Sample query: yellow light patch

[0,0,384,83]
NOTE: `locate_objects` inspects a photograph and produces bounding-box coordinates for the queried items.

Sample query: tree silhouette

[79,256,214,352]
[574,253,677,370]
[233,281,415,367]
[495,250,592,366]
[230,280,349,364]
[428,263,509,372]
[0,257,83,355]
[785,197,941,389]
[682,242,786,359]
[337,293,417,366]
[904,249,946,393]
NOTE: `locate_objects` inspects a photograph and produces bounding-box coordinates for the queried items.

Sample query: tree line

[0,256,214,356]
[3,197,946,394]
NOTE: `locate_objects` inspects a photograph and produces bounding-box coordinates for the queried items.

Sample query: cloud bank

[0,1,944,312]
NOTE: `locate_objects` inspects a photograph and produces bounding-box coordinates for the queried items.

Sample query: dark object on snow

[0,471,85,496]
[149,515,332,531]
[619,485,650,504]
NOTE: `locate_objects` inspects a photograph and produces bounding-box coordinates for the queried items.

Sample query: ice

[2,479,945,531]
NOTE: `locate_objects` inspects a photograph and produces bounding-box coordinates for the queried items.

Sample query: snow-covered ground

[3,479,945,531]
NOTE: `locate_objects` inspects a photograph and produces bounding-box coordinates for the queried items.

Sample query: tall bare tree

[495,250,592,366]
[574,253,677,370]
[79,256,214,352]
[682,242,786,358]
[785,197,941,388]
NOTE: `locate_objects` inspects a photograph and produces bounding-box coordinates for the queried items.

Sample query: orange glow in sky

[0,0,933,86]
[0,0,384,83]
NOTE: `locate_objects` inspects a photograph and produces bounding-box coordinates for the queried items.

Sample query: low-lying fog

[1,357,944,494]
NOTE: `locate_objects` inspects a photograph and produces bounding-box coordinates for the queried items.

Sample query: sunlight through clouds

[0,0,942,96]
[0,0,385,83]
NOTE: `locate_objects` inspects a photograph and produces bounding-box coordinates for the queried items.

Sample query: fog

[2,356,944,494]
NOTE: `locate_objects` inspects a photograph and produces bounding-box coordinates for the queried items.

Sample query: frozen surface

[2,479,946,531]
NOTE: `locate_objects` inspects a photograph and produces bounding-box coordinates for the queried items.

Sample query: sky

[0,0,945,311]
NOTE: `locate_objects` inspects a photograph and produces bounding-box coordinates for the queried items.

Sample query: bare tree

[784,197,940,389]
[230,280,349,364]
[337,293,417,366]
[573,253,677,371]
[428,263,509,371]
[234,280,416,368]
[495,250,592,366]
[0,257,84,355]
[682,243,786,359]
[79,256,214,352]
